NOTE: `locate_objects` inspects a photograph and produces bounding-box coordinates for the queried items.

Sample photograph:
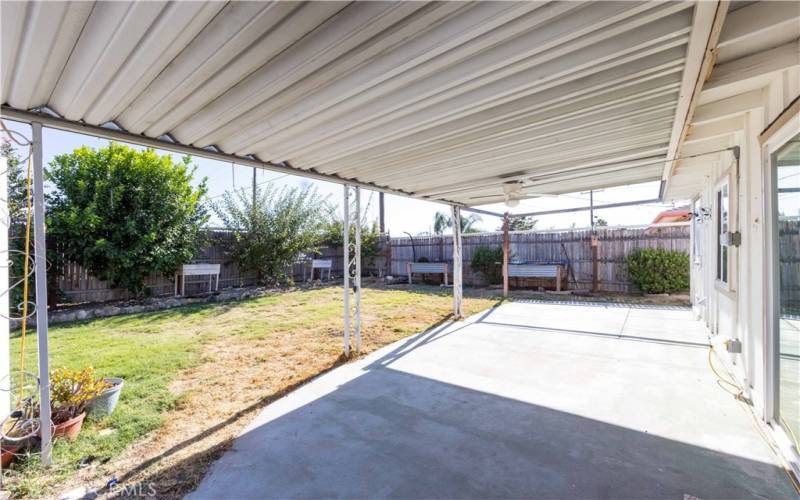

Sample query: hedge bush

[625,248,689,294]
[471,246,504,284]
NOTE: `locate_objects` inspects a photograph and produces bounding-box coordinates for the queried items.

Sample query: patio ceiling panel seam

[209,1,543,154]
[292,38,690,173]
[270,4,693,164]
[321,68,686,176]
[332,95,680,179]
[230,1,587,158]
[171,1,428,145]
[117,1,298,134]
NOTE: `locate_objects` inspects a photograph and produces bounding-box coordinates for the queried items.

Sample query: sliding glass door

[773,132,800,447]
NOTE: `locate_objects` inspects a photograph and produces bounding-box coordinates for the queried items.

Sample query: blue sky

[3,119,680,235]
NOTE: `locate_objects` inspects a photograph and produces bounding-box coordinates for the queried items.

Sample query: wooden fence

[779,219,800,315]
[55,225,690,303]
[390,224,691,292]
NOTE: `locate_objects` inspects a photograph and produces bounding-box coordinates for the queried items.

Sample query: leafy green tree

[47,143,208,295]
[213,184,329,285]
[432,211,481,235]
[594,217,608,227]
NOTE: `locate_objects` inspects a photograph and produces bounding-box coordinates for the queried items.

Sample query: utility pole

[378,192,385,234]
[252,167,257,211]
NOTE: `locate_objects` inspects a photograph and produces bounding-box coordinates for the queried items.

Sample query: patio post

[354,186,361,352]
[342,185,350,356]
[502,212,509,298]
[32,122,52,465]
[451,205,464,319]
[0,146,8,419]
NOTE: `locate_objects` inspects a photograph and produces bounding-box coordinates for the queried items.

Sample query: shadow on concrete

[187,367,794,500]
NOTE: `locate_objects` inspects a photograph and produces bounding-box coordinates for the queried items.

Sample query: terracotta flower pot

[53,412,86,440]
[1,443,20,468]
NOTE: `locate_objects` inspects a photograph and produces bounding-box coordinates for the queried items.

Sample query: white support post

[342,185,350,356]
[32,122,52,465]
[0,146,8,419]
[451,205,464,319]
[353,187,362,352]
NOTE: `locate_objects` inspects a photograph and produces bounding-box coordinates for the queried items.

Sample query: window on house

[716,181,729,284]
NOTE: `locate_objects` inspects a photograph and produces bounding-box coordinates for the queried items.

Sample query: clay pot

[53,412,86,440]
[1,443,19,468]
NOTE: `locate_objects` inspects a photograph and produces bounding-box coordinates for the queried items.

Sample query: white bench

[306,259,332,282]
[406,262,449,285]
[508,264,564,291]
[175,263,221,296]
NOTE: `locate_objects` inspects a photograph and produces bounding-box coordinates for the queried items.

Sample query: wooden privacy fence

[779,218,800,315]
[390,224,691,292]
[55,225,690,303]
[55,230,385,303]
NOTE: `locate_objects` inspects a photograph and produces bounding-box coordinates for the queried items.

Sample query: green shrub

[625,248,689,294]
[470,246,504,284]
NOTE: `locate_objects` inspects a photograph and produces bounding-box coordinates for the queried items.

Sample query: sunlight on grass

[4,286,498,497]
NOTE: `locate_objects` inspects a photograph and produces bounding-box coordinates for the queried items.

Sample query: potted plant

[49,367,110,440]
[87,377,124,416]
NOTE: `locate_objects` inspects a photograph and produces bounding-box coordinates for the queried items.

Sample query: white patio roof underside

[1,1,715,206]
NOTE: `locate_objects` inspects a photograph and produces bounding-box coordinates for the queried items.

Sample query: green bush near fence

[625,248,689,294]
[471,246,504,285]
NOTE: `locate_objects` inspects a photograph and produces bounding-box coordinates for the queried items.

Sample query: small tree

[320,215,382,269]
[213,184,329,285]
[470,246,504,284]
[47,143,208,295]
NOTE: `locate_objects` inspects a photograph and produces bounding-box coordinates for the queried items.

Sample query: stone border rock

[9,284,331,330]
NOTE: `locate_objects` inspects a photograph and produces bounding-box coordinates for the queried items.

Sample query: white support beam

[0,145,8,419]
[342,185,350,357]
[692,88,764,124]
[685,116,744,144]
[661,0,728,182]
[705,41,800,91]
[32,122,52,466]
[451,205,464,319]
[718,1,800,48]
[353,186,361,353]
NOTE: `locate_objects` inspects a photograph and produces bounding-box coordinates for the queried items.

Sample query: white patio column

[32,122,52,465]
[353,186,361,352]
[342,185,350,356]
[451,205,464,319]
[0,142,8,419]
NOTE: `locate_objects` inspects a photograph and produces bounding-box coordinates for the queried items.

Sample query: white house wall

[665,1,800,425]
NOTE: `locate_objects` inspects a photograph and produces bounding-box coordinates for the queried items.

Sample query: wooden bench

[406,262,449,285]
[305,259,332,282]
[175,263,220,296]
[508,263,564,291]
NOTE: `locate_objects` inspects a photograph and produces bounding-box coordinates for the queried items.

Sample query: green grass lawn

[4,285,498,497]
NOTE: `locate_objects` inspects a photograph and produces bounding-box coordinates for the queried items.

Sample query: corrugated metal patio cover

[1,1,709,205]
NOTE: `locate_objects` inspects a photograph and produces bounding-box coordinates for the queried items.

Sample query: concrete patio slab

[190,301,795,499]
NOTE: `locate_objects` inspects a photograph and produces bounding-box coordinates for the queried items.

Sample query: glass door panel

[775,132,800,445]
